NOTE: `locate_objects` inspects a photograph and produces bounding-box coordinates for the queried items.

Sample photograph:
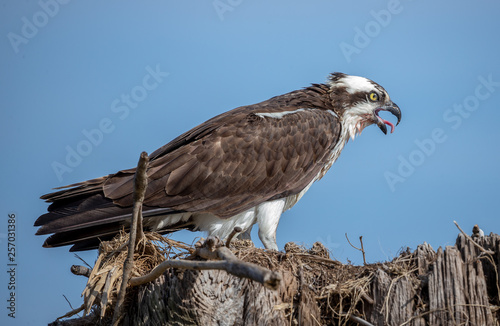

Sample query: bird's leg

[258,229,278,251]
[255,200,285,251]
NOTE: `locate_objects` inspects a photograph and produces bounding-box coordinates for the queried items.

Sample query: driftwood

[51,229,500,326]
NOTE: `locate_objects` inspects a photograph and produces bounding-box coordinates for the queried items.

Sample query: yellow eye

[369,92,379,102]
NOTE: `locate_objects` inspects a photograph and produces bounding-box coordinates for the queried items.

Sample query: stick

[348,314,375,326]
[74,253,92,268]
[129,259,280,289]
[226,226,242,247]
[345,233,367,265]
[112,152,149,326]
[453,221,495,255]
[133,152,148,245]
[71,265,91,278]
[130,242,282,290]
[359,236,367,265]
[56,304,85,321]
[63,294,76,311]
[216,246,281,290]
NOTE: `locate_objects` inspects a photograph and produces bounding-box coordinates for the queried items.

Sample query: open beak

[374,102,401,134]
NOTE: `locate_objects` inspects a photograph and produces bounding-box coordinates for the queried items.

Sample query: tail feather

[35,204,132,235]
[69,237,114,251]
[35,194,114,226]
[36,165,193,251]
[35,193,127,233]
[41,176,108,202]
[41,209,193,251]
[43,222,124,249]
[36,183,184,250]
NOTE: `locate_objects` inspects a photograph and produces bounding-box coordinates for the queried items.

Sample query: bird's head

[328,72,401,140]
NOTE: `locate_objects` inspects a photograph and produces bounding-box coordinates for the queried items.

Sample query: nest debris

[59,231,424,326]
[63,231,192,321]
[55,229,500,326]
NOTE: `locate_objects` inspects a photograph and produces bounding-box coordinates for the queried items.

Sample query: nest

[229,240,419,325]
[62,232,420,326]
[79,231,192,320]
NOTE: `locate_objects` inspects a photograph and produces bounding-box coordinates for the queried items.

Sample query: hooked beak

[374,102,401,134]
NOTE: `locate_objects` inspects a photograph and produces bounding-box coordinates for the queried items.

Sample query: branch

[112,151,149,326]
[345,233,367,265]
[133,152,148,245]
[71,265,91,278]
[130,237,282,290]
[56,304,85,321]
[215,246,281,290]
[359,236,367,265]
[226,226,242,247]
[453,220,495,255]
[348,314,375,326]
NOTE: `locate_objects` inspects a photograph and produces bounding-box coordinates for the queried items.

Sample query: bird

[35,72,401,252]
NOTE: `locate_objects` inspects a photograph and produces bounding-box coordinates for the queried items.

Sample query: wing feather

[36,84,341,250]
[93,107,341,219]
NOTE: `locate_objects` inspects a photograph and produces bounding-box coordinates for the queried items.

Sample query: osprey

[35,73,401,251]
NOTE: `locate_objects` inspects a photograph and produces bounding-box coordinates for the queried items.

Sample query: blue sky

[1,1,500,324]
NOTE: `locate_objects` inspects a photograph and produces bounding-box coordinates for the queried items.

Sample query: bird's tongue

[377,116,395,133]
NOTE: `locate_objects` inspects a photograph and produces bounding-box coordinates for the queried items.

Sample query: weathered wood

[52,232,500,326]
[125,269,287,326]
[366,269,421,326]
[364,233,498,326]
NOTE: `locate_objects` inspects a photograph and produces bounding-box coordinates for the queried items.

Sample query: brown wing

[35,84,340,250]
[103,107,341,218]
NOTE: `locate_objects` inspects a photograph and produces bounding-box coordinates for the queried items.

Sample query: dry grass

[229,240,420,325]
[54,230,500,326]
[77,231,191,320]
[64,233,423,325]
[229,241,419,325]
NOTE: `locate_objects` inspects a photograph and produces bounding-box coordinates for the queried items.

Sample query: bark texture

[125,269,287,326]
[51,232,500,326]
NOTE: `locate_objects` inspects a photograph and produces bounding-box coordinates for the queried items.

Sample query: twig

[63,294,76,311]
[112,152,149,326]
[310,313,322,326]
[287,253,342,266]
[345,233,361,250]
[359,236,367,265]
[74,254,92,268]
[56,304,85,321]
[130,239,282,290]
[453,221,495,255]
[213,246,281,289]
[71,265,91,278]
[226,226,242,247]
[345,233,367,265]
[129,259,278,289]
[348,314,375,326]
[359,289,374,305]
[133,152,148,246]
[399,308,453,326]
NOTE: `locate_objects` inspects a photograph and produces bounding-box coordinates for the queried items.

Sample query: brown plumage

[35,73,401,251]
